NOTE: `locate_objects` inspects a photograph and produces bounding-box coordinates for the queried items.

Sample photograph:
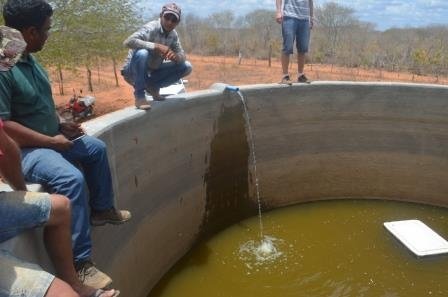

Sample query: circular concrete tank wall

[76,82,448,296]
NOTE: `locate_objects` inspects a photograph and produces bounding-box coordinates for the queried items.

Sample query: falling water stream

[235,89,264,237]
[227,86,278,259]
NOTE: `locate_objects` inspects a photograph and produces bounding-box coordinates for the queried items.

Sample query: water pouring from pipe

[225,85,283,260]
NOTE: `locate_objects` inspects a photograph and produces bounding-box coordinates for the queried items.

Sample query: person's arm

[3,120,72,151]
[309,0,314,29]
[123,23,157,51]
[276,0,283,24]
[0,127,26,190]
[124,21,179,60]
[169,33,186,63]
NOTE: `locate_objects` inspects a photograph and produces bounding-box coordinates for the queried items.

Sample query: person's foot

[280,74,292,85]
[135,98,151,110]
[73,283,119,297]
[75,260,113,290]
[297,74,311,83]
[89,289,120,297]
[91,208,132,226]
[146,87,165,101]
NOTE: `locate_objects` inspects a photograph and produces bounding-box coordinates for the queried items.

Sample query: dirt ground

[51,54,448,118]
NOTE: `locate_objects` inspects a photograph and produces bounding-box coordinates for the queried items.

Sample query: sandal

[152,95,166,101]
[91,288,120,297]
[146,87,165,101]
[135,99,151,110]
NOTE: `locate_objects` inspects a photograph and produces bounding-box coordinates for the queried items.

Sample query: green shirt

[0,54,59,136]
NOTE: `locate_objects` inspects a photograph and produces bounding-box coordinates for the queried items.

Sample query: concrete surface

[2,82,448,296]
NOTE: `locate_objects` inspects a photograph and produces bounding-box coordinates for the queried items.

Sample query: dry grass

[50,54,447,118]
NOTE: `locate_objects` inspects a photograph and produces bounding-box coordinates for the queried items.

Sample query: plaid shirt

[123,18,186,70]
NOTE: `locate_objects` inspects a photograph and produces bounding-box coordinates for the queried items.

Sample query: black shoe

[298,74,310,83]
[280,75,292,85]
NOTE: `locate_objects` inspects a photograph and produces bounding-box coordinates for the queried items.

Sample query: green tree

[38,0,141,93]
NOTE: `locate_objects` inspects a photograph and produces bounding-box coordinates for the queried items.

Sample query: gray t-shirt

[283,0,310,20]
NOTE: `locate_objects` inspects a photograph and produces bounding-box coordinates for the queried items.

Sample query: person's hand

[310,18,314,29]
[50,134,73,151]
[155,44,170,57]
[59,122,84,140]
[165,49,179,62]
[276,12,283,24]
[155,44,179,62]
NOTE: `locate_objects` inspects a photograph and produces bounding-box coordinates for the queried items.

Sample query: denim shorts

[0,249,54,297]
[0,191,51,243]
[282,16,310,54]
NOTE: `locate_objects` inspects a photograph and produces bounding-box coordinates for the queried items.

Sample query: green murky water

[150,200,448,297]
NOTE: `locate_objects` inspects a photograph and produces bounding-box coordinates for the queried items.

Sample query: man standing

[121,2,193,110]
[0,0,131,289]
[276,0,313,84]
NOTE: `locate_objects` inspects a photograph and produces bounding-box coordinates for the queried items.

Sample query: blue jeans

[121,49,193,100]
[282,16,310,54]
[20,136,114,263]
[0,192,51,243]
[0,192,54,297]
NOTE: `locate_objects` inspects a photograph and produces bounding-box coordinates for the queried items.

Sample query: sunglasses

[163,14,179,23]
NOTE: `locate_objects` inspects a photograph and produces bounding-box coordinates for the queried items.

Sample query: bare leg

[44,195,78,285]
[281,53,290,75]
[297,53,306,74]
[45,278,78,297]
[44,194,116,297]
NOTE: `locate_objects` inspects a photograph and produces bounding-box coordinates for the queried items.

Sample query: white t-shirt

[283,0,310,20]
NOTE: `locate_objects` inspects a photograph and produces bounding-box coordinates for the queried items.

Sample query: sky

[137,0,448,31]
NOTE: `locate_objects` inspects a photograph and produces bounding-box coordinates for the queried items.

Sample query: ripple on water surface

[149,200,448,297]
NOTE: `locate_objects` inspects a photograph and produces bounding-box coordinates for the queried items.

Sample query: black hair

[3,0,53,31]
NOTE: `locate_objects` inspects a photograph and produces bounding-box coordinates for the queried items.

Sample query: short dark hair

[3,0,53,31]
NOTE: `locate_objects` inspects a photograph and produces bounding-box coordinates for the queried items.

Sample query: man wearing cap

[121,2,192,110]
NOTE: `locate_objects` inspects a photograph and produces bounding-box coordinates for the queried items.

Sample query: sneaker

[91,208,132,226]
[280,74,292,85]
[146,87,166,101]
[297,74,310,83]
[75,260,112,290]
[135,98,151,110]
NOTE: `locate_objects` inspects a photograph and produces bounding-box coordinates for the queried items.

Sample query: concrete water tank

[3,82,448,296]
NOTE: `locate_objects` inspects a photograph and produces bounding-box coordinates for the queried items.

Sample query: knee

[83,136,108,157]
[90,139,108,158]
[52,194,71,213]
[282,47,293,55]
[133,49,150,62]
[182,61,193,77]
[49,194,71,225]
[65,169,85,191]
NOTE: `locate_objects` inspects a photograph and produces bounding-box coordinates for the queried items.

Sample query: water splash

[237,236,288,272]
[226,86,290,271]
